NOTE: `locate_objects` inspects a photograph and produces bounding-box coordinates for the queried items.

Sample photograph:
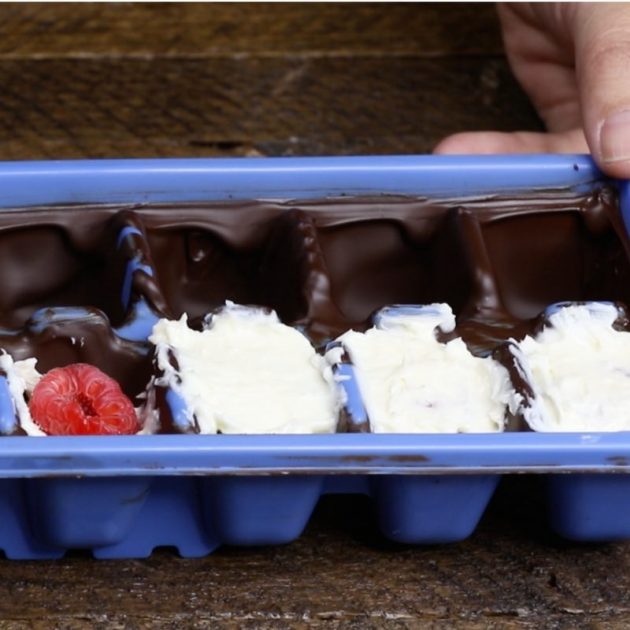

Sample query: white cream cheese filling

[515,303,630,432]
[0,354,44,436]
[150,302,340,434]
[327,304,511,433]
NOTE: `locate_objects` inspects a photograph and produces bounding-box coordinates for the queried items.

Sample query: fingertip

[596,158,630,180]
[572,6,630,178]
[597,110,630,179]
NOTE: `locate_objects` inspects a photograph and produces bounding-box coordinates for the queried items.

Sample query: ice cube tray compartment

[0,155,626,557]
[475,193,630,321]
[0,209,163,332]
[0,210,169,434]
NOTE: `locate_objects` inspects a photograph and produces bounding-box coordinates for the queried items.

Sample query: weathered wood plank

[0,56,539,159]
[0,3,503,58]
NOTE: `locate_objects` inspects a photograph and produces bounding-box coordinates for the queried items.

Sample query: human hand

[434,3,630,178]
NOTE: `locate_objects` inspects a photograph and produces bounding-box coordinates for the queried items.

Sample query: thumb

[574,5,630,178]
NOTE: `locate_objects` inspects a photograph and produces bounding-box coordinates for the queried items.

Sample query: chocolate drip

[260,210,349,345]
[455,208,508,318]
[111,211,172,320]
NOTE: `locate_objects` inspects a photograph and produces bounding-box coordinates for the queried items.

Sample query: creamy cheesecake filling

[327,304,511,433]
[514,303,630,432]
[150,303,340,434]
[0,354,44,436]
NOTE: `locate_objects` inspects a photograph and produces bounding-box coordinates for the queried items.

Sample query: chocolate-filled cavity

[146,228,263,325]
[482,212,630,320]
[0,207,168,331]
[139,202,281,329]
[0,309,153,402]
[444,188,629,353]
[315,219,458,326]
[0,207,163,411]
[0,225,116,329]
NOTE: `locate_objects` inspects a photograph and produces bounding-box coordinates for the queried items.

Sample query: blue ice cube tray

[0,154,629,559]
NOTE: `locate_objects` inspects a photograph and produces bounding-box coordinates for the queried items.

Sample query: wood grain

[0,4,503,57]
[0,2,540,160]
[0,56,539,159]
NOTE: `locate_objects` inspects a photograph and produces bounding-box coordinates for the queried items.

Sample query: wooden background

[2,3,628,629]
[0,3,541,159]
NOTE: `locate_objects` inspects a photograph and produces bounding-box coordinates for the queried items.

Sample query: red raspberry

[28,363,139,436]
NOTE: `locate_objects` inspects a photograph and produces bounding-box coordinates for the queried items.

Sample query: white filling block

[150,303,340,434]
[0,354,44,436]
[328,304,511,433]
[515,303,630,432]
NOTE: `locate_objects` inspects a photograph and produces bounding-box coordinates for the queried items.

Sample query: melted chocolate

[0,308,153,401]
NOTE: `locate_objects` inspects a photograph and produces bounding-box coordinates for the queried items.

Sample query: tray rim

[0,153,604,207]
[0,432,630,477]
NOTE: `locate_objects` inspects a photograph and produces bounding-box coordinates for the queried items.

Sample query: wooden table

[1,4,628,628]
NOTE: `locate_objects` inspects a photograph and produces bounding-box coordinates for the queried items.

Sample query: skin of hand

[434,3,630,178]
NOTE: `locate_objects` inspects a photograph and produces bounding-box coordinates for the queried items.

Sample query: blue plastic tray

[0,154,629,559]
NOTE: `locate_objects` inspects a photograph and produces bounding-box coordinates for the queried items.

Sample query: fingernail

[600,110,630,162]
